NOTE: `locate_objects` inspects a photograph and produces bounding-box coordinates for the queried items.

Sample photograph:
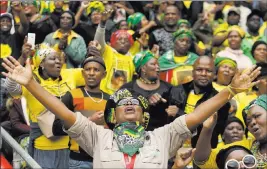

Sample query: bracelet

[226,85,236,99]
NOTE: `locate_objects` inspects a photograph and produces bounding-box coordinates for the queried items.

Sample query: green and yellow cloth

[113,121,145,156]
[214,57,237,68]
[244,94,267,113]
[86,1,105,16]
[133,51,156,72]
[177,19,191,28]
[173,29,196,42]
[127,12,145,30]
[104,88,150,130]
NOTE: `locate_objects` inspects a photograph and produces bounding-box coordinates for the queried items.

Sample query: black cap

[81,56,106,70]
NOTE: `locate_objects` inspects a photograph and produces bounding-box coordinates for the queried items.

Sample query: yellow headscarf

[227,25,245,38]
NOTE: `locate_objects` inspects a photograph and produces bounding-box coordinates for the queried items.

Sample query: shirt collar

[52,29,79,45]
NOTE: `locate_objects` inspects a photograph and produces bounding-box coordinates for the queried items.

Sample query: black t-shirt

[120,80,174,131]
[0,32,24,78]
[28,16,56,44]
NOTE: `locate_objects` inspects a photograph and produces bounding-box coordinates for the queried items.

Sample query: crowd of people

[0,1,266,169]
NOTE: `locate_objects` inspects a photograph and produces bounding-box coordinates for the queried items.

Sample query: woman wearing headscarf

[4,43,84,169]
[177,19,207,56]
[127,12,157,56]
[158,29,199,86]
[2,51,261,168]
[94,10,135,95]
[235,62,267,123]
[251,40,267,63]
[194,113,254,169]
[120,51,176,131]
[216,26,254,70]
[243,94,267,168]
[44,10,87,68]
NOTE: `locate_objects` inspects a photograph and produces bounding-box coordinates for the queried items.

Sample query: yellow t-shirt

[171,56,194,86]
[195,139,254,169]
[184,90,204,114]
[22,68,84,150]
[100,45,135,95]
[259,21,267,36]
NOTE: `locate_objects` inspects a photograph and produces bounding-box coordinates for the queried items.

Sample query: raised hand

[81,1,90,9]
[88,41,101,57]
[11,1,22,12]
[230,65,261,93]
[203,112,217,130]
[172,148,196,169]
[2,56,33,86]
[89,110,104,125]
[101,9,113,22]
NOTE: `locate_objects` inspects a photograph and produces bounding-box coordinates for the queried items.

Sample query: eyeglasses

[225,155,257,169]
[117,98,140,107]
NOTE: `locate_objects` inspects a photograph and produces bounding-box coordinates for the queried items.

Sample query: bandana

[113,121,145,156]
[215,57,237,68]
[133,51,156,73]
[227,25,245,39]
[33,43,60,68]
[127,12,145,30]
[86,1,104,16]
[177,19,191,28]
[173,29,195,42]
[110,30,134,48]
[244,94,267,113]
[104,88,150,130]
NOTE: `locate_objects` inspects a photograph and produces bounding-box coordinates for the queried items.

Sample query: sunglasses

[21,2,34,7]
[117,98,140,107]
[225,155,257,169]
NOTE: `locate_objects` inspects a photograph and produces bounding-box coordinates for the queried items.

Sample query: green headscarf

[177,19,191,28]
[244,94,267,113]
[133,51,156,73]
[215,57,237,69]
[173,29,196,42]
[127,12,145,30]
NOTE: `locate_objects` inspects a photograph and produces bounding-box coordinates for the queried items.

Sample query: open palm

[230,66,261,93]
[2,56,33,86]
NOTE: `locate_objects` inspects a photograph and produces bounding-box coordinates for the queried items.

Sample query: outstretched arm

[2,57,76,129]
[185,66,261,131]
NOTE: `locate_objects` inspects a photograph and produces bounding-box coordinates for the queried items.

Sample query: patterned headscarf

[110,30,134,48]
[215,57,237,69]
[227,25,245,38]
[243,94,267,125]
[244,94,267,113]
[33,43,59,68]
[127,12,145,30]
[173,29,196,42]
[133,51,156,73]
[177,19,191,28]
[86,1,104,16]
[104,88,150,130]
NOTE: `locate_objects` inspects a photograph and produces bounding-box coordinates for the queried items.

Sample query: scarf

[113,122,145,156]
